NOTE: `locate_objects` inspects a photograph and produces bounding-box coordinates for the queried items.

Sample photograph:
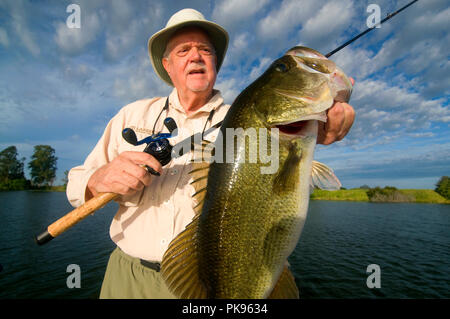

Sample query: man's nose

[188,47,203,61]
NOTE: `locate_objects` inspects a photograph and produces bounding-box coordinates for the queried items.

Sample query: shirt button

[170,169,178,175]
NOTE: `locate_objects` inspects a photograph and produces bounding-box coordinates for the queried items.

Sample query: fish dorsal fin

[161,214,208,298]
[310,160,341,190]
[267,265,299,299]
[189,140,214,214]
[160,140,215,298]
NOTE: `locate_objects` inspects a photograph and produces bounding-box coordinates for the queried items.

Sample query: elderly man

[66,8,355,299]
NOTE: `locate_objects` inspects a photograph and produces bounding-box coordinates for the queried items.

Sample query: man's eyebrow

[177,43,191,50]
[176,42,213,49]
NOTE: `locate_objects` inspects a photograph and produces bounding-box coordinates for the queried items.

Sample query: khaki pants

[100,247,176,299]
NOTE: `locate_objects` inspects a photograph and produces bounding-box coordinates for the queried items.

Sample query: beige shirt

[66,88,230,262]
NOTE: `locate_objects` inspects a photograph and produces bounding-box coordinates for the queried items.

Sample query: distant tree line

[361,177,450,202]
[435,176,450,199]
[366,186,415,202]
[0,145,58,191]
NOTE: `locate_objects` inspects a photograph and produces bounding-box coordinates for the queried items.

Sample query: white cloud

[111,49,170,103]
[104,2,164,60]
[232,32,250,52]
[257,0,320,40]
[332,47,376,79]
[315,139,450,189]
[105,19,142,60]
[297,0,354,51]
[54,11,102,55]
[212,0,270,31]
[249,57,271,81]
[215,77,240,105]
[345,78,450,147]
[0,28,9,47]
[7,0,40,56]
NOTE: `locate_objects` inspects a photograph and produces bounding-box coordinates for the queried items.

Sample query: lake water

[0,191,448,299]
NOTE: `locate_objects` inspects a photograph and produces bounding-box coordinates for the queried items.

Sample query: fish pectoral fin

[161,215,208,298]
[268,265,299,299]
[273,143,302,194]
[310,160,341,190]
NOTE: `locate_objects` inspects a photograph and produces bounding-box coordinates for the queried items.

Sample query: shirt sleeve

[66,109,125,208]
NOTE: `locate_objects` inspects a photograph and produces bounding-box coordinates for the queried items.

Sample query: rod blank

[325,0,419,57]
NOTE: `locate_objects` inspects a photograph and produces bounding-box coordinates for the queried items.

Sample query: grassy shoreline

[3,187,449,204]
[310,188,449,204]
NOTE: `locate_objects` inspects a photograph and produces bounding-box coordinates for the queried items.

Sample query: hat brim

[148,20,229,86]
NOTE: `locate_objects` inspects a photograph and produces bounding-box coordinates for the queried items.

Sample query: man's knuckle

[333,104,345,116]
[122,186,131,194]
[137,168,147,179]
[131,179,141,189]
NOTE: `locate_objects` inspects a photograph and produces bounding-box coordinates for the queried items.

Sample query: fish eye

[274,63,289,72]
[303,59,332,73]
[305,61,321,71]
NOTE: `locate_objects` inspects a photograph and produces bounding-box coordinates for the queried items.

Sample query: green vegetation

[0,145,64,191]
[311,186,449,204]
[0,146,29,191]
[435,176,450,200]
[366,186,414,202]
[311,188,369,201]
[401,189,449,204]
[28,145,58,187]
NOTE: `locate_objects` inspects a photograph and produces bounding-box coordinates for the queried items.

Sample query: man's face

[162,28,217,94]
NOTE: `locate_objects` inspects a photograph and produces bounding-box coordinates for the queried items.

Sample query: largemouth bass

[161,46,353,298]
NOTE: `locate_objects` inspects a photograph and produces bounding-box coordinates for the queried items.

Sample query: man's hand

[86,151,162,200]
[317,78,356,145]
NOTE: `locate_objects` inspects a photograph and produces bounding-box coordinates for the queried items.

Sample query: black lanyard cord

[202,108,216,138]
[152,97,170,135]
[151,96,224,151]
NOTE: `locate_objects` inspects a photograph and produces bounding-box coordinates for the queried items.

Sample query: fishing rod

[325,0,419,57]
[34,118,221,245]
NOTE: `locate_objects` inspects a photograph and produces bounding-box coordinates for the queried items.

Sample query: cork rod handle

[35,192,118,245]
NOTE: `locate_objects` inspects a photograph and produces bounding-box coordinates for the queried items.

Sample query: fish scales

[161,46,353,298]
[197,97,307,298]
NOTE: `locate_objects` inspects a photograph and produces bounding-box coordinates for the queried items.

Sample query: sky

[0,0,448,189]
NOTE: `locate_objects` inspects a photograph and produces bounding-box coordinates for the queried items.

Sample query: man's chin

[187,82,211,93]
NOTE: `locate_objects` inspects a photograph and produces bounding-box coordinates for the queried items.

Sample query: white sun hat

[148,8,229,86]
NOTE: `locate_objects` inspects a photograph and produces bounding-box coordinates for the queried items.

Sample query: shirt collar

[168,88,224,118]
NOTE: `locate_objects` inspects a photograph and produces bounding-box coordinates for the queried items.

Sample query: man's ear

[162,57,170,76]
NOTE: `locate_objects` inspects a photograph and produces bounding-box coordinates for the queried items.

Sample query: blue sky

[0,0,448,189]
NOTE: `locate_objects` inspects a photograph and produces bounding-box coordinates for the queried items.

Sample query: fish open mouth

[274,112,327,136]
[276,120,310,135]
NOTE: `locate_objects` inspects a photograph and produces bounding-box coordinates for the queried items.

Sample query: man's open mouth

[188,69,206,75]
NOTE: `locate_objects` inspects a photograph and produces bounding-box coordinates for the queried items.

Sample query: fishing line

[325,0,419,58]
